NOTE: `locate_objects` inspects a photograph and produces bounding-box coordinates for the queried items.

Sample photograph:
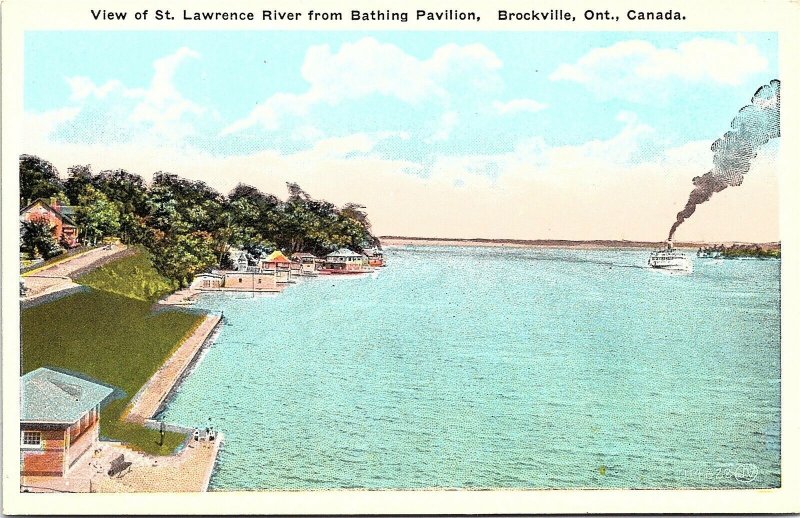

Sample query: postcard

[2,0,799,514]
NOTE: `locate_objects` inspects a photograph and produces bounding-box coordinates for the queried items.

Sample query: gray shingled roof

[21,368,114,424]
[59,205,77,218]
[327,248,362,258]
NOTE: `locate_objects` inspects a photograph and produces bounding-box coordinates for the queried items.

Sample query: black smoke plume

[668,79,781,240]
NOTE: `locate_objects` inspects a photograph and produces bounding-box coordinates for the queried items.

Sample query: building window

[21,431,41,448]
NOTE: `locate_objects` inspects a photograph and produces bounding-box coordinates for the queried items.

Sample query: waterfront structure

[191,272,224,289]
[20,368,114,477]
[322,248,369,272]
[291,252,318,274]
[363,248,385,267]
[233,251,249,272]
[260,250,292,271]
[223,271,279,290]
[20,198,79,248]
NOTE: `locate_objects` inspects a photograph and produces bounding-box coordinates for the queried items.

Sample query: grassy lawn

[21,251,205,455]
[76,246,178,301]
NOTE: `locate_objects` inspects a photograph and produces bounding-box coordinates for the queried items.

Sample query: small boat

[697,248,723,259]
[648,240,693,273]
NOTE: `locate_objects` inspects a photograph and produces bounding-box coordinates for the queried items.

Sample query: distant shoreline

[379,236,781,251]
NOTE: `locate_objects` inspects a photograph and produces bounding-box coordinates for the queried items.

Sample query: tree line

[20,154,380,285]
[698,243,781,259]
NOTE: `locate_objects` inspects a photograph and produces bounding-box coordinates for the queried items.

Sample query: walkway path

[22,437,222,493]
[125,314,222,424]
[22,313,224,494]
[20,246,227,493]
[21,245,129,302]
[91,438,222,492]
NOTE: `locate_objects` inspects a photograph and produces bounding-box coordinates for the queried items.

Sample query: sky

[23,31,780,242]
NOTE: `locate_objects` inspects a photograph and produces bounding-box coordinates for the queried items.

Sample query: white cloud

[26,106,778,243]
[549,37,768,101]
[222,38,502,135]
[302,38,437,104]
[543,111,656,169]
[427,111,459,142]
[25,107,81,138]
[291,125,325,142]
[309,131,411,158]
[310,133,376,158]
[492,99,548,115]
[66,77,127,101]
[221,92,312,135]
[429,111,657,186]
[129,47,204,137]
[32,47,205,146]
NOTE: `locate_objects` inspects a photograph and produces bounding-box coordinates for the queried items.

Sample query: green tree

[119,212,155,245]
[76,186,122,244]
[92,169,149,216]
[226,183,282,251]
[145,181,182,234]
[64,164,94,205]
[21,154,382,269]
[20,155,65,206]
[149,231,217,286]
[340,202,379,249]
[151,172,226,233]
[20,219,63,260]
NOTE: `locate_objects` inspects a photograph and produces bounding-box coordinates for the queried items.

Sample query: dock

[88,434,222,493]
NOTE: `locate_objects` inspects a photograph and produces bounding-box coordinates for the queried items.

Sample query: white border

[2,0,799,513]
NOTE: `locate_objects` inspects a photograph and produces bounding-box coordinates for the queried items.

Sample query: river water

[160,246,781,489]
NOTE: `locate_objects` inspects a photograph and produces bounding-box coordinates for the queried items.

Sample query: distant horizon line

[378,236,781,248]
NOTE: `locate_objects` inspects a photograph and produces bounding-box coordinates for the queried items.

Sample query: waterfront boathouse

[260,250,292,271]
[324,248,368,271]
[291,252,318,274]
[223,271,279,291]
[20,368,114,477]
[191,272,224,289]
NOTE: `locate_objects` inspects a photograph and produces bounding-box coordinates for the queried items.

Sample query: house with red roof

[259,250,292,271]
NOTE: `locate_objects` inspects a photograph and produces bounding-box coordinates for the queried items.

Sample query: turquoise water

[160,246,781,490]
